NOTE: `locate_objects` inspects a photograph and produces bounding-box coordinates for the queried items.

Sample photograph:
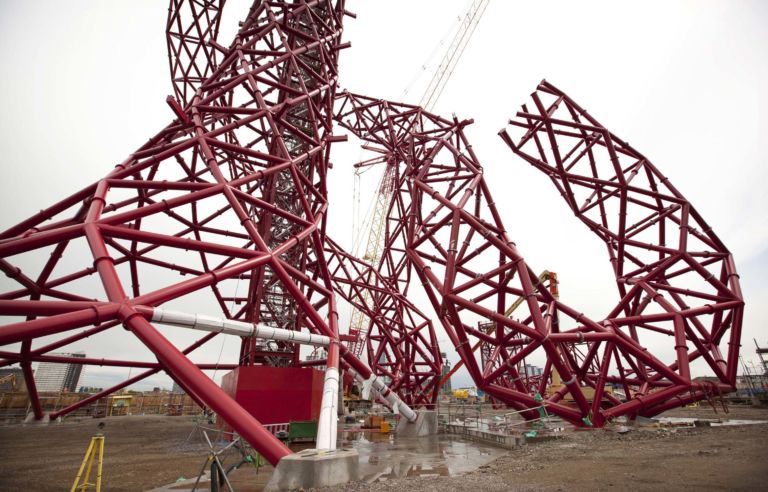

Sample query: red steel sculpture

[0,0,422,465]
[335,84,744,426]
[324,237,442,407]
[334,92,607,424]
[500,80,744,424]
[0,0,745,467]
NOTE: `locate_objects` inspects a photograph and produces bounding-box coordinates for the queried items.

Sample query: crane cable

[398,12,465,101]
[421,0,489,111]
[352,0,489,250]
[351,160,381,256]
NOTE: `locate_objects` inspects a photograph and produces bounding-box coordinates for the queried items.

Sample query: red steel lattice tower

[0,0,745,466]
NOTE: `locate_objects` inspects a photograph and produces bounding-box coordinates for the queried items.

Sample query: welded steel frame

[0,0,362,465]
[324,237,441,407]
[0,0,747,471]
[334,87,744,426]
[500,80,744,422]
[334,93,590,423]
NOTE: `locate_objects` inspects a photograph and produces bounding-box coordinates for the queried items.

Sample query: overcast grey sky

[0,1,766,390]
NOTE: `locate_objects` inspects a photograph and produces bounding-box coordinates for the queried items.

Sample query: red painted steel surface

[499,80,744,424]
[0,0,745,465]
[221,366,324,425]
[325,237,441,408]
[0,0,355,465]
[335,87,744,426]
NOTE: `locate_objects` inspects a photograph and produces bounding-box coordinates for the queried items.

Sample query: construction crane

[347,0,490,358]
[0,373,17,392]
[756,339,768,375]
[420,0,490,112]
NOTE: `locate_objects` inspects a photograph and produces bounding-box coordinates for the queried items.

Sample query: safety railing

[438,399,560,435]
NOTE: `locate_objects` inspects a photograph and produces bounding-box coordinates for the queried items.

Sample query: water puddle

[151,433,506,490]
[340,432,506,483]
[655,416,768,427]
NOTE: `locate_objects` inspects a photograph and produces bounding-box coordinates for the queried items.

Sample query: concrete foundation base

[396,410,438,437]
[443,423,526,449]
[265,448,359,491]
[24,412,52,424]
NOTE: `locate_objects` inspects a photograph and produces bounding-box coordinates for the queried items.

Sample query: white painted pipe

[154,308,341,449]
[348,368,418,422]
[369,373,418,422]
[151,307,331,347]
[151,308,417,429]
[315,366,339,450]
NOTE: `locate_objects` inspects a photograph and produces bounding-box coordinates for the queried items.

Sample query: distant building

[523,364,543,377]
[171,381,186,394]
[34,352,86,392]
[735,374,768,398]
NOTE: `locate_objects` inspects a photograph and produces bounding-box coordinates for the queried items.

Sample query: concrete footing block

[265,448,359,491]
[396,410,438,437]
[443,423,525,449]
[23,412,51,424]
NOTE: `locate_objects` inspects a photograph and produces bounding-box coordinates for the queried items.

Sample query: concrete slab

[265,448,359,491]
[442,423,526,449]
[23,412,52,424]
[397,410,437,437]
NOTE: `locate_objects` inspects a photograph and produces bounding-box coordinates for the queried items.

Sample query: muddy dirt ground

[318,406,768,492]
[0,406,766,491]
[0,415,217,491]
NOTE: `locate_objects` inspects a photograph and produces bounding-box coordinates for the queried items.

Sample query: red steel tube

[121,306,291,465]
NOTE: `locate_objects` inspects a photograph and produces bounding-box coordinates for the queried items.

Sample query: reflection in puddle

[340,432,505,483]
[656,416,768,427]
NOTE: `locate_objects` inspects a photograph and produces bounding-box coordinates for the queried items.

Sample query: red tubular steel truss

[334,85,743,426]
[334,92,605,423]
[0,0,364,465]
[0,0,745,467]
[324,237,441,407]
[500,80,744,423]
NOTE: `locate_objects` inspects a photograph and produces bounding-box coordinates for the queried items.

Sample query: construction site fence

[0,391,202,422]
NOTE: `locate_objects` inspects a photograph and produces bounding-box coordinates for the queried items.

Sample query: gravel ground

[0,415,216,491]
[313,406,768,492]
[0,406,766,491]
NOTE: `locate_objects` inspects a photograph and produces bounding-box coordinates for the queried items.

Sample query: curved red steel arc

[500,80,743,423]
[334,86,743,426]
[0,4,746,474]
[334,92,600,423]
[167,0,227,106]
